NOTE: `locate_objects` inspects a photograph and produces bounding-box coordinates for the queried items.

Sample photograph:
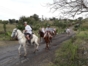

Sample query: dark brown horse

[39,30,44,42]
[43,31,52,50]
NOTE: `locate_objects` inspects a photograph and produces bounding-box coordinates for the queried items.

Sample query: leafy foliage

[52,21,88,66]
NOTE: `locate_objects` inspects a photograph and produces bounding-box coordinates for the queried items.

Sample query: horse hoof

[47,48,50,50]
[34,51,35,53]
[45,47,50,50]
[19,54,21,56]
[36,49,38,51]
[19,54,22,58]
[24,55,27,58]
[27,44,30,46]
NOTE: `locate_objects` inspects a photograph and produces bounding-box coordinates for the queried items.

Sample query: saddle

[26,34,33,44]
[44,31,52,38]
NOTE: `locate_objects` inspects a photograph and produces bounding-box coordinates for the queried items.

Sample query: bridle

[13,29,18,38]
[13,29,25,40]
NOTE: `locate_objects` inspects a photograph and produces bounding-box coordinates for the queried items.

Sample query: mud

[0,33,74,66]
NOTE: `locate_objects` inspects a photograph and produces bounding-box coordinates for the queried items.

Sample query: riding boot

[28,40,30,44]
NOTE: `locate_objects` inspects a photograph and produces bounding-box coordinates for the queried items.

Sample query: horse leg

[40,37,42,42]
[23,44,27,57]
[47,45,49,50]
[40,37,43,43]
[34,40,39,53]
[36,42,39,50]
[67,32,69,36]
[18,44,22,56]
[50,37,52,43]
[45,43,49,50]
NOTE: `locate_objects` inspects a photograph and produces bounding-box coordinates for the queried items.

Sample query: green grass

[0,24,16,40]
[0,32,12,40]
[50,29,88,66]
[77,31,88,40]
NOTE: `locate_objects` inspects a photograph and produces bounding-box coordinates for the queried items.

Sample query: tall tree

[19,16,27,24]
[48,0,88,17]
[32,14,39,21]
[3,21,8,34]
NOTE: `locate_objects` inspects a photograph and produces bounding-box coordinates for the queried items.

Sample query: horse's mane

[17,29,24,35]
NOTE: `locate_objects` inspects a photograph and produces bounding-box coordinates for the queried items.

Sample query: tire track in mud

[0,33,75,66]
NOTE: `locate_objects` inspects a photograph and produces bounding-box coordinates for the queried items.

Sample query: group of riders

[40,25,56,38]
[23,21,56,43]
[12,21,71,56]
[23,21,71,44]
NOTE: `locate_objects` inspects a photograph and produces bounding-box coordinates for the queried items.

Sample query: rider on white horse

[24,21,32,43]
[11,28,39,56]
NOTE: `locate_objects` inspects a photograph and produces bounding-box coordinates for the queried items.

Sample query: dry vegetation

[47,21,88,66]
[0,24,16,41]
[0,24,16,32]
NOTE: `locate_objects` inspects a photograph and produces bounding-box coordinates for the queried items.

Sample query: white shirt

[66,28,70,33]
[25,25,32,34]
[50,28,54,32]
[41,28,45,33]
[45,27,51,32]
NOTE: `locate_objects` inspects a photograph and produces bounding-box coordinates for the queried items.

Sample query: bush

[52,39,79,66]
[52,30,88,66]
[16,25,24,30]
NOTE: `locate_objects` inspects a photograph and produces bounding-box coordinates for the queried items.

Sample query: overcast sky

[0,0,61,20]
[0,0,87,20]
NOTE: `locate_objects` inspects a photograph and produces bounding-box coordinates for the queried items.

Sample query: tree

[9,19,16,24]
[19,16,27,24]
[32,14,39,21]
[48,0,88,17]
[3,21,8,34]
[49,17,57,21]
[0,20,2,24]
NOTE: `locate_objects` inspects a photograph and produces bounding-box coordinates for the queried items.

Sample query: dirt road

[0,32,74,66]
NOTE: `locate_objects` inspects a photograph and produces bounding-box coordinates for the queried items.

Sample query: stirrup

[28,40,30,43]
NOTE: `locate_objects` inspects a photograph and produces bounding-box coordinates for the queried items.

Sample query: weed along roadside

[50,22,88,66]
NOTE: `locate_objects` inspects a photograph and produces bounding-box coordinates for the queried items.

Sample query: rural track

[0,33,75,66]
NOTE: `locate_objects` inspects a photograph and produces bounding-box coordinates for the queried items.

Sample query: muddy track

[0,33,74,66]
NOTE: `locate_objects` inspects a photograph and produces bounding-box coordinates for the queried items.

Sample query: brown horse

[44,31,52,50]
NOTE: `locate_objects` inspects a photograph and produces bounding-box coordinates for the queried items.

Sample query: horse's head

[11,28,18,38]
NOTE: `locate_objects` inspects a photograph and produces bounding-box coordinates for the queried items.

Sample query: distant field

[0,23,64,40]
[0,24,16,40]
[0,24,16,32]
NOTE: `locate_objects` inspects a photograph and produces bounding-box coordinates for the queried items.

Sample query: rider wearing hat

[44,25,52,38]
[45,25,50,32]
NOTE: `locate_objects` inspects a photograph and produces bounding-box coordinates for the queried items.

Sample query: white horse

[66,28,71,36]
[11,28,39,57]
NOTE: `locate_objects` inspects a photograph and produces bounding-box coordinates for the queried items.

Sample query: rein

[15,30,25,40]
[44,31,52,38]
[13,29,18,39]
